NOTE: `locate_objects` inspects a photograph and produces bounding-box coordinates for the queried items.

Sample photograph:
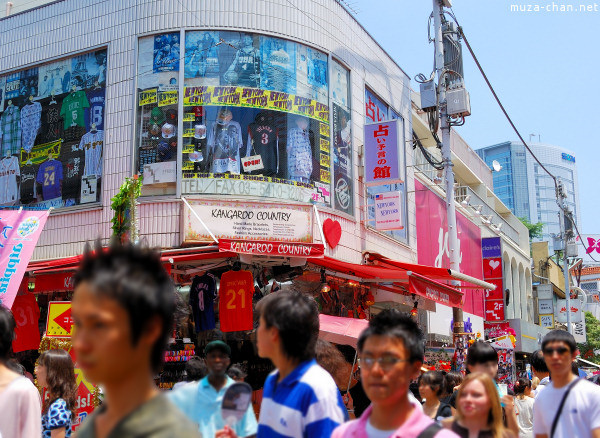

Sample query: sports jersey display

[287,126,313,182]
[0,156,20,205]
[60,90,89,130]
[207,120,243,174]
[85,88,105,131]
[36,159,63,200]
[247,117,278,176]
[0,105,21,156]
[218,270,254,332]
[61,141,84,200]
[19,162,37,204]
[19,101,42,152]
[189,273,217,332]
[78,130,104,176]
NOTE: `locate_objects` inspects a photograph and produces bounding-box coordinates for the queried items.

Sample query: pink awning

[318,314,369,348]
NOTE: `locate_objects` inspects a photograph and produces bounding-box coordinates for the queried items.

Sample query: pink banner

[0,210,50,308]
[414,180,484,317]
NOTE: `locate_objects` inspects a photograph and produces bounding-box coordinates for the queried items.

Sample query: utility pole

[432,0,463,335]
[557,179,572,334]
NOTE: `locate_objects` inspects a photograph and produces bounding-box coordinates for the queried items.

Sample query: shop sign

[574,319,586,343]
[241,155,264,172]
[485,300,505,322]
[219,239,324,258]
[484,279,504,300]
[415,180,484,317]
[483,257,502,280]
[408,275,462,308]
[536,283,553,299]
[143,161,177,185]
[539,314,555,328]
[138,88,158,106]
[364,120,403,186]
[484,321,510,338]
[183,199,313,244]
[35,272,75,293]
[11,293,40,353]
[46,301,73,337]
[181,176,315,203]
[0,210,51,308]
[556,299,582,323]
[374,191,403,231]
[482,237,502,259]
[538,299,554,314]
[71,368,97,431]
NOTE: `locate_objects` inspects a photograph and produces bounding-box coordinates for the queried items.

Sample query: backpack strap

[550,378,582,438]
[417,422,442,438]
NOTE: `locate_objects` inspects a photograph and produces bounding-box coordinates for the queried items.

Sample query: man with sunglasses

[332,310,458,438]
[533,330,600,438]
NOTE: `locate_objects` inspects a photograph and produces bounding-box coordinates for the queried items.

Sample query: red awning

[318,314,369,348]
[364,252,496,290]
[308,256,410,282]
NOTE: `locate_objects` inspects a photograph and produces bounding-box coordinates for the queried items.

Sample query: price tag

[241,155,264,172]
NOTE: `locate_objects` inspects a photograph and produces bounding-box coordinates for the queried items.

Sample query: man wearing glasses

[533,330,600,438]
[332,310,458,438]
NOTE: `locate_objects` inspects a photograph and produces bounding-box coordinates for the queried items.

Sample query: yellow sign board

[46,301,73,337]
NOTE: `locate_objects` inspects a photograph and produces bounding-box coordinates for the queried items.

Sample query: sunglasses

[543,346,570,355]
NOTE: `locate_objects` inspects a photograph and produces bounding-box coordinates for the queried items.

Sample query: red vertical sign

[481,237,506,338]
[219,270,254,332]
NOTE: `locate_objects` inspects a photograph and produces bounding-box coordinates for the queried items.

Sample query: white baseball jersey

[0,156,20,205]
[78,130,104,176]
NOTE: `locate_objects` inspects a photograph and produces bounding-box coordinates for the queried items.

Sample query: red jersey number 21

[226,289,246,310]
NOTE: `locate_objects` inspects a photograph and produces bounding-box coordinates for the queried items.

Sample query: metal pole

[558,200,572,334]
[433,0,463,334]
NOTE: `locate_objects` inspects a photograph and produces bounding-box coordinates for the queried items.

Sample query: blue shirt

[168,376,258,438]
[258,359,348,438]
[42,398,72,438]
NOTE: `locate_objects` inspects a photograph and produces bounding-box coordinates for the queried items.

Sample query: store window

[136,32,181,195]
[364,88,407,243]
[331,60,353,215]
[0,49,107,208]
[180,31,331,205]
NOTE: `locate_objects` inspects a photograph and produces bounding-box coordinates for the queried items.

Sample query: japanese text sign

[364,120,403,186]
[0,210,50,308]
[46,301,73,337]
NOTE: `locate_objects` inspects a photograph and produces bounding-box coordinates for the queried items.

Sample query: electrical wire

[413,131,444,170]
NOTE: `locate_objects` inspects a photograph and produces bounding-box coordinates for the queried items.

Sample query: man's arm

[502,395,519,437]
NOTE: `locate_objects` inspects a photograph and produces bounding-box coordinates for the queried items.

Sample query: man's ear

[140,315,163,347]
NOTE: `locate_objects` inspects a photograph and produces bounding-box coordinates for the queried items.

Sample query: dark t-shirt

[75,393,200,438]
[348,381,370,417]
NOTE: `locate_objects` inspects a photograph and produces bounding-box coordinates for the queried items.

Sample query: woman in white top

[513,378,535,438]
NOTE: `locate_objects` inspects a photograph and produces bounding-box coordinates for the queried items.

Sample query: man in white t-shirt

[533,330,600,438]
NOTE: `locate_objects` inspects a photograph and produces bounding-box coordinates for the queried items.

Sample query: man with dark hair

[71,242,200,438]
[172,356,208,390]
[533,329,600,438]
[0,305,41,438]
[222,290,346,437]
[530,349,550,397]
[170,340,257,437]
[332,309,457,437]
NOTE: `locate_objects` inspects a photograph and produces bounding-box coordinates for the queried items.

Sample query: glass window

[135,33,180,195]
[0,49,107,208]
[180,31,331,205]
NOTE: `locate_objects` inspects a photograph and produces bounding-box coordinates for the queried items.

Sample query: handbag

[550,378,582,438]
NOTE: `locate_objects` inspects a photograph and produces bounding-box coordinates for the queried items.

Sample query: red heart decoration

[323,218,342,249]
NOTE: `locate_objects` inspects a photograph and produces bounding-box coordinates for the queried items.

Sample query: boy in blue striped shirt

[217,290,347,438]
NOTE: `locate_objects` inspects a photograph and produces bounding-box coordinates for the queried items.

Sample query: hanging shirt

[60,90,89,130]
[36,159,63,200]
[85,88,106,131]
[19,161,37,204]
[287,127,313,180]
[208,120,243,174]
[189,274,217,332]
[78,130,104,176]
[61,141,85,200]
[0,105,22,156]
[219,270,254,332]
[247,122,278,176]
[39,104,63,144]
[19,102,42,152]
[0,156,20,205]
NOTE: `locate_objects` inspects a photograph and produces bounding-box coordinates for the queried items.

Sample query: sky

[347,0,598,234]
[6,0,598,233]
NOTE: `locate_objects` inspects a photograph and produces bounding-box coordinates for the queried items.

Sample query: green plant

[519,216,544,241]
[578,311,600,365]
[110,175,143,243]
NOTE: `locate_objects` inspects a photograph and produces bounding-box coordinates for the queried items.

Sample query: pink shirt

[0,376,42,438]
[332,403,459,438]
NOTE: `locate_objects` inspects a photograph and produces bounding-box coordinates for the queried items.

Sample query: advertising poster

[38,59,73,99]
[219,32,261,88]
[365,88,389,123]
[260,36,296,94]
[153,32,180,73]
[331,60,349,109]
[185,31,220,81]
[0,76,4,111]
[71,50,108,89]
[307,48,328,103]
[364,120,402,185]
[333,104,352,214]
[374,191,403,230]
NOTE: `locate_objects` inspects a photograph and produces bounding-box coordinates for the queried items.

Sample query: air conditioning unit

[567,242,578,257]
[419,81,437,111]
[446,88,471,117]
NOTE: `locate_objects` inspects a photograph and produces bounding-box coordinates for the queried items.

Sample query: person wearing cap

[169,340,258,438]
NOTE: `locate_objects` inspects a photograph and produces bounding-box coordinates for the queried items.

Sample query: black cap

[204,340,231,356]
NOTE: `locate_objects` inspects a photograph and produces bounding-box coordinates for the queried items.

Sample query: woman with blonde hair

[443,372,514,438]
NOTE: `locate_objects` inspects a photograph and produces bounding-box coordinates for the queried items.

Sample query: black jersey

[247,123,279,176]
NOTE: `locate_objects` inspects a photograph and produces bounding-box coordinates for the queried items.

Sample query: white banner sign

[183,199,314,243]
[556,299,582,323]
[539,314,555,328]
[374,191,404,231]
[538,299,554,314]
[574,319,586,343]
[536,284,553,300]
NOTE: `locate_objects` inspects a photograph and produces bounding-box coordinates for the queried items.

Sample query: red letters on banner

[219,270,254,332]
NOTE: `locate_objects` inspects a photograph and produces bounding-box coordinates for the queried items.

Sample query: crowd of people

[1,242,600,437]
